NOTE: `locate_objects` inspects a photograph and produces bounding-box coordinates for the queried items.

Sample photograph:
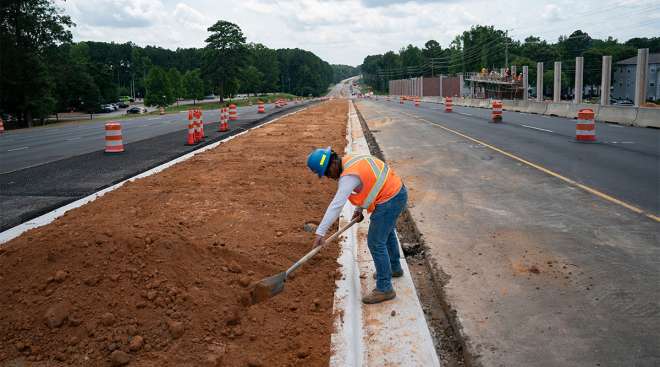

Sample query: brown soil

[0,100,348,366]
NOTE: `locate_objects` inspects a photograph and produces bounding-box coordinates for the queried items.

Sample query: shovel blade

[250,272,286,304]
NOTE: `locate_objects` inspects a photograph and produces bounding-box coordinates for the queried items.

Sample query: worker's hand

[352,209,364,223]
[312,235,325,249]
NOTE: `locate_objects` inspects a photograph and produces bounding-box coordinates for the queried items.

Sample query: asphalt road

[0,101,295,174]
[0,101,314,231]
[355,98,659,367]
[370,96,660,217]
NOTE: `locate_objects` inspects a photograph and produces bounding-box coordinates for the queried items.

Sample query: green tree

[202,20,247,101]
[0,0,73,127]
[144,67,174,107]
[248,43,279,92]
[168,68,184,101]
[239,65,263,95]
[183,69,205,104]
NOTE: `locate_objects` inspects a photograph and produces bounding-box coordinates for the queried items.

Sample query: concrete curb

[330,100,440,366]
[0,107,313,245]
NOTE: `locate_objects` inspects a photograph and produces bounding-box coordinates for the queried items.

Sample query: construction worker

[307,147,407,304]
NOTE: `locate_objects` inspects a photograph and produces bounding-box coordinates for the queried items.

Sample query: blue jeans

[367,185,408,292]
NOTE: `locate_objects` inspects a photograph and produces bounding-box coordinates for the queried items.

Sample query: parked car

[117,101,129,108]
[126,106,147,114]
[203,95,216,100]
[110,103,119,110]
[100,104,114,113]
[613,99,633,106]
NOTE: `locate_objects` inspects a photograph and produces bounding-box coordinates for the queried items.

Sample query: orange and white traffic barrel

[415,98,420,107]
[576,108,596,142]
[219,107,229,132]
[198,110,205,140]
[258,101,265,113]
[186,120,196,145]
[491,100,503,122]
[0,117,5,134]
[228,104,237,121]
[104,122,124,153]
[445,97,453,112]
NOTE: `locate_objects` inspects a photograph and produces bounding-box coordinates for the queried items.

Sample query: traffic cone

[229,104,237,121]
[0,117,4,134]
[258,101,265,113]
[186,121,196,145]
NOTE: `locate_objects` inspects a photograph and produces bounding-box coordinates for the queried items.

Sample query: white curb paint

[0,107,311,245]
[330,100,440,366]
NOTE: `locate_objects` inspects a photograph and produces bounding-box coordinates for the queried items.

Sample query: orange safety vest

[341,154,402,213]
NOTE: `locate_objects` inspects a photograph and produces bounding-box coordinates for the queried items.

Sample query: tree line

[0,1,359,128]
[361,25,659,94]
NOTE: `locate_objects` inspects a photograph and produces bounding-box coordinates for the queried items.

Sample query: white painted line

[521,124,554,133]
[607,124,624,128]
[459,112,473,116]
[7,146,28,152]
[147,117,161,120]
[0,107,311,245]
[65,137,81,141]
[609,141,635,144]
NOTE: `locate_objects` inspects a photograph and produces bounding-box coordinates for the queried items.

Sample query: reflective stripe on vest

[344,155,390,209]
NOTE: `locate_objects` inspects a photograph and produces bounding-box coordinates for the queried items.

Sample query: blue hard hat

[307,146,332,177]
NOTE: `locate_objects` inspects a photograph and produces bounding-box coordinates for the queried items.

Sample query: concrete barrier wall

[632,107,660,128]
[545,102,571,117]
[524,101,548,114]
[568,104,600,119]
[597,105,638,126]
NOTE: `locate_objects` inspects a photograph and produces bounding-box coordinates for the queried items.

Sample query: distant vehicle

[613,99,633,106]
[100,105,114,113]
[126,106,146,114]
[203,95,216,100]
[110,103,119,110]
[117,101,129,108]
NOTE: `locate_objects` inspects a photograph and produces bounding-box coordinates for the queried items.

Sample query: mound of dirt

[0,100,348,366]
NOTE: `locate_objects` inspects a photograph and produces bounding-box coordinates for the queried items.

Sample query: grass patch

[164,93,302,113]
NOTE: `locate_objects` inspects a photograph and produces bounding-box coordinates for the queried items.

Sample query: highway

[0,101,293,174]
[355,97,660,367]
[371,96,659,217]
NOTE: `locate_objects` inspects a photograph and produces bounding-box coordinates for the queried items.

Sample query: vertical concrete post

[523,65,529,101]
[537,62,543,102]
[553,61,561,102]
[574,56,584,104]
[600,55,612,105]
[459,74,465,96]
[439,75,443,99]
[511,65,517,77]
[420,76,424,97]
[634,48,649,106]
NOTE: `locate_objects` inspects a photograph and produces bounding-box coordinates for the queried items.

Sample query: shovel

[250,217,360,304]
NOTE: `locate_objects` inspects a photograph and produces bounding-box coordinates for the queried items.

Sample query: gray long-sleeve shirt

[315,174,362,236]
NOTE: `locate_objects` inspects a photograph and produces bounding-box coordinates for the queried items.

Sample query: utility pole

[505,43,508,68]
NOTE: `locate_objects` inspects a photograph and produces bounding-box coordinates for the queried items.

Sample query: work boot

[372,270,404,279]
[362,288,396,304]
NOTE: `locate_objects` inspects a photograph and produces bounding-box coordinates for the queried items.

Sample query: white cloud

[56,0,660,65]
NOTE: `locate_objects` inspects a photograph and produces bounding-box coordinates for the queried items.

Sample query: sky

[56,0,660,66]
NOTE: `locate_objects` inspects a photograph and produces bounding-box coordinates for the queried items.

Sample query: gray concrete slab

[355,99,660,367]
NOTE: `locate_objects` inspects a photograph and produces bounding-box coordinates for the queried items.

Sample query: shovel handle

[285,216,360,277]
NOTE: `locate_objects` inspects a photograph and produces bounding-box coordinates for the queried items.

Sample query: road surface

[355,97,659,367]
[0,102,293,174]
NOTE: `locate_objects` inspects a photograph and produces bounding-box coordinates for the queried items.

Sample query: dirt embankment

[0,100,348,366]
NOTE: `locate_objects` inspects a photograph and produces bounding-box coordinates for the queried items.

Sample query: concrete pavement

[355,98,659,366]
[371,97,659,217]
